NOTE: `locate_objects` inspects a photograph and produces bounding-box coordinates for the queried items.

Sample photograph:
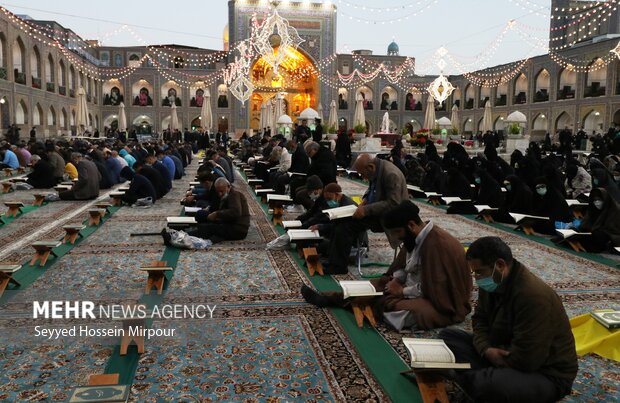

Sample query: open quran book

[402,338,471,369]
[287,229,321,241]
[339,281,383,298]
[323,205,357,220]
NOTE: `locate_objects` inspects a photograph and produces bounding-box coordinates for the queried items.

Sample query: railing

[465,99,474,109]
[495,97,506,106]
[534,92,549,102]
[58,86,66,96]
[46,82,55,92]
[0,67,7,80]
[557,87,575,100]
[584,85,605,98]
[513,94,527,104]
[15,71,26,85]
[32,77,41,89]
[69,89,75,97]
[86,94,91,102]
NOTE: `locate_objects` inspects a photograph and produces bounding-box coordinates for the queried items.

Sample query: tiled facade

[1,1,620,139]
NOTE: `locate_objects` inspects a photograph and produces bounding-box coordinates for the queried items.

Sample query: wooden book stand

[88,209,106,226]
[30,241,60,266]
[109,192,125,206]
[350,296,377,328]
[140,261,172,295]
[63,225,85,244]
[119,318,146,356]
[303,247,324,276]
[0,265,22,298]
[4,202,24,218]
[479,213,494,223]
[88,373,119,386]
[16,167,26,174]
[1,182,12,193]
[427,196,442,206]
[401,370,449,403]
[2,168,12,177]
[33,194,46,206]
[94,202,112,214]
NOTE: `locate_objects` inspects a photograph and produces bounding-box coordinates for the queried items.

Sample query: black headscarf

[500,175,533,214]
[591,168,620,203]
[533,176,571,222]
[579,188,620,245]
[474,169,504,207]
[446,168,473,199]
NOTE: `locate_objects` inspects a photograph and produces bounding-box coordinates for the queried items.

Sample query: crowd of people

[4,122,617,402]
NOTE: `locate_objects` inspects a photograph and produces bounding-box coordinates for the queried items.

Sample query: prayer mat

[0,342,113,402]
[130,306,387,402]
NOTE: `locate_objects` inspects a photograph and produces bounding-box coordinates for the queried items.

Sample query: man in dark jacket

[274,139,309,194]
[292,141,337,206]
[26,154,56,189]
[145,154,172,193]
[59,153,101,200]
[440,237,577,402]
[186,178,250,243]
[134,161,167,199]
[119,166,157,205]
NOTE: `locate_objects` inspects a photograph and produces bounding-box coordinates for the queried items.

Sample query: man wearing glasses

[440,237,577,402]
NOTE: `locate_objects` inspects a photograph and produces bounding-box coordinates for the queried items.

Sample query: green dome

[387,41,399,55]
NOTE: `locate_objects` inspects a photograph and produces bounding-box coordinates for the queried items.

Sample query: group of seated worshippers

[301,200,578,402]
[392,137,620,253]
[222,137,579,401]
[2,138,193,206]
[240,133,338,210]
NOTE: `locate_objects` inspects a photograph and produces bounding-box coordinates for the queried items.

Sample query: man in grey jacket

[59,153,101,200]
[323,153,408,274]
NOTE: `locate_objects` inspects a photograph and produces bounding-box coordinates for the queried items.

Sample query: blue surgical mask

[593,179,599,186]
[505,183,512,192]
[309,192,320,201]
[474,177,481,184]
[536,187,547,196]
[593,199,604,210]
[476,264,500,293]
[326,199,339,208]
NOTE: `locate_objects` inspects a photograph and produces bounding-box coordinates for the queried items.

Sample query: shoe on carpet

[161,228,172,247]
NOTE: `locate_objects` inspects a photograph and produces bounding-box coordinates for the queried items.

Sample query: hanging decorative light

[252,8,304,74]
[427,75,454,106]
[610,40,620,60]
[230,75,255,106]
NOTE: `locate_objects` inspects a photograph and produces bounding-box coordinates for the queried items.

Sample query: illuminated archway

[250,46,318,130]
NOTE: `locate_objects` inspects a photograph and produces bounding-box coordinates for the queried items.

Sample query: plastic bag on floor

[45,193,61,202]
[133,197,153,208]
[14,182,33,190]
[169,229,212,250]
[266,233,290,250]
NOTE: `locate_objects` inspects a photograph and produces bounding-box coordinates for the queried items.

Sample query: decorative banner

[230,75,255,106]
[427,74,454,106]
[252,9,304,74]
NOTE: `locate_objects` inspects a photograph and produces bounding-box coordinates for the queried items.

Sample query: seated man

[134,161,167,200]
[59,153,101,201]
[295,175,325,226]
[307,182,357,234]
[145,154,172,194]
[302,200,472,330]
[26,154,56,189]
[440,237,577,402]
[119,166,157,205]
[321,153,408,274]
[184,178,250,244]
[0,144,19,169]
[182,171,221,212]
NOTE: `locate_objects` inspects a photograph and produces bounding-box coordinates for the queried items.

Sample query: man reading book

[302,200,472,330]
[439,237,577,402]
[320,153,408,274]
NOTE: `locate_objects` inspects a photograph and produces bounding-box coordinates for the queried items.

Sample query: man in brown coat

[440,237,577,402]
[302,200,472,331]
[186,177,250,243]
[322,153,408,274]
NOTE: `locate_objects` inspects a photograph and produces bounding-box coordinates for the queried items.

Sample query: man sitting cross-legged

[184,177,250,244]
[439,237,577,402]
[301,200,473,331]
